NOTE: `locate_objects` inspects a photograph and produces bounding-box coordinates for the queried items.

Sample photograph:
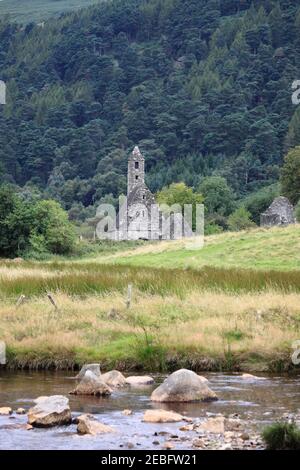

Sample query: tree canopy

[0,186,76,257]
[281,146,300,205]
[0,0,299,222]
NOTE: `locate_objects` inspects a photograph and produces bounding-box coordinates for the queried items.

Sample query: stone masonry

[260,196,296,227]
[114,146,192,240]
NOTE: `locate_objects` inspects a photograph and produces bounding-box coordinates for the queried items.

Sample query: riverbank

[1,287,299,372]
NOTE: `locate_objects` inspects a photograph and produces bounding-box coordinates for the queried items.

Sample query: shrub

[0,185,76,257]
[228,207,256,231]
[205,214,228,233]
[198,176,235,216]
[262,422,300,450]
[205,222,223,235]
[25,233,49,260]
[281,146,300,205]
[244,184,280,225]
[32,200,76,255]
[0,185,35,257]
[223,329,246,342]
[156,182,204,230]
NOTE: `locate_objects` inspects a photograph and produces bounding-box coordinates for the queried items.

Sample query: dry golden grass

[0,266,62,280]
[1,289,299,370]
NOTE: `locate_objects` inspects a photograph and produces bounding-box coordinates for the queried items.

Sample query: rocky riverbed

[1,370,300,450]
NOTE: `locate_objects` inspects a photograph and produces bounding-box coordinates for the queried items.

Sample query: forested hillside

[1,0,300,221]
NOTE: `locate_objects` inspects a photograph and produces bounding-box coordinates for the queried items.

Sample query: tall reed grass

[1,263,300,299]
[1,258,300,370]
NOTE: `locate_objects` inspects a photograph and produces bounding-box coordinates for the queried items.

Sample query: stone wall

[260,196,295,227]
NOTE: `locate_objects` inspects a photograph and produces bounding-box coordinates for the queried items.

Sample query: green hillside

[96,225,300,271]
[0,0,100,23]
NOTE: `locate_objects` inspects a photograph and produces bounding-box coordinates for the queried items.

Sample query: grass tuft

[262,422,300,450]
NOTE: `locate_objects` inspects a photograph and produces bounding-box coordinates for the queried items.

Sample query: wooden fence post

[126,284,132,309]
[16,295,26,308]
[47,293,58,311]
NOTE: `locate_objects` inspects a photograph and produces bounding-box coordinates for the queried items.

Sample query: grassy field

[95,225,300,271]
[0,0,100,23]
[0,225,300,372]
[1,283,299,372]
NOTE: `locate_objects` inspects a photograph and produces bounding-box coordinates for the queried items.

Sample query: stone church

[112,146,192,241]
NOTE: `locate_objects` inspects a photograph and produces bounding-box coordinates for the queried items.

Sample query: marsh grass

[1,289,300,370]
[1,264,300,300]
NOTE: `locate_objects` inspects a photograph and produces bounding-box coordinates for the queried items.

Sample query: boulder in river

[0,423,31,431]
[77,414,115,435]
[151,369,217,402]
[16,408,26,415]
[27,395,72,427]
[241,373,266,380]
[199,416,225,434]
[0,407,12,416]
[126,376,154,386]
[76,363,101,379]
[101,370,127,388]
[162,441,175,449]
[196,416,242,434]
[143,409,183,423]
[70,371,112,396]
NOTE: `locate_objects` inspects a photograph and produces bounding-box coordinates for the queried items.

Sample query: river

[0,371,300,450]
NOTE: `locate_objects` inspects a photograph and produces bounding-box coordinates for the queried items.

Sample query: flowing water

[0,371,300,450]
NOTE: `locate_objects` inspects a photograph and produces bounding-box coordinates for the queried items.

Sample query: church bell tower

[127,146,145,195]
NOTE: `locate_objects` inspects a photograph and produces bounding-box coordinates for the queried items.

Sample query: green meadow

[0,0,100,23]
[95,225,300,271]
[1,225,300,372]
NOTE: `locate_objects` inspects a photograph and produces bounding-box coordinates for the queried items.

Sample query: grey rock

[143,409,183,423]
[0,407,12,416]
[70,371,112,396]
[77,414,115,435]
[126,375,154,386]
[28,395,71,427]
[76,363,101,379]
[151,369,218,403]
[101,370,127,388]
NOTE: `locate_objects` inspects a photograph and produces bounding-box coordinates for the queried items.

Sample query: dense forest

[1,0,300,225]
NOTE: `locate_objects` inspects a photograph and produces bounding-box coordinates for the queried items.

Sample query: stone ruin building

[112,146,192,241]
[260,196,296,227]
